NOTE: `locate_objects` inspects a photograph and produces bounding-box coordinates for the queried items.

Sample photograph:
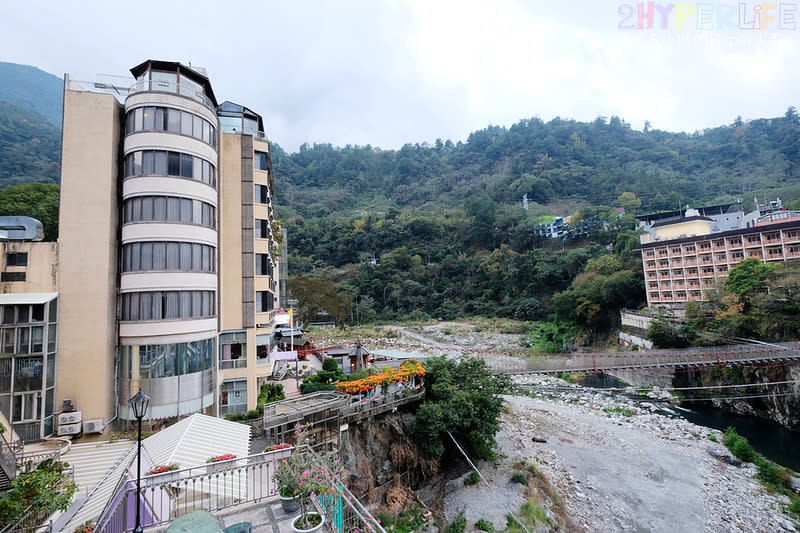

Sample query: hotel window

[254,151,268,171]
[256,291,273,313]
[256,219,269,238]
[6,253,28,267]
[255,185,269,204]
[126,106,216,148]
[1,272,25,282]
[256,254,272,276]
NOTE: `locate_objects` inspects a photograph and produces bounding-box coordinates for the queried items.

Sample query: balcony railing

[219,358,247,370]
[129,79,215,111]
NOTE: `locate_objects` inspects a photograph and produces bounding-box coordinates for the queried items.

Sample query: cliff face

[675,362,800,429]
[339,411,434,505]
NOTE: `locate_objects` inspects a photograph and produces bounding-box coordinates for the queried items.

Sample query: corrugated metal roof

[59,442,137,532]
[143,413,251,469]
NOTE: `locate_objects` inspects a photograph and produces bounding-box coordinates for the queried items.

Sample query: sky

[2,0,799,152]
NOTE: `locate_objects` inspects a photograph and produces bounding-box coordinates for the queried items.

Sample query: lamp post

[129,388,150,533]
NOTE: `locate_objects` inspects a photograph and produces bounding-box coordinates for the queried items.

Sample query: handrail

[0,432,17,484]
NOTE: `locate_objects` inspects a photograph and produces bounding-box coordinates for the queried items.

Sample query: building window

[123,196,216,229]
[1,272,26,282]
[124,150,216,187]
[6,253,28,267]
[256,219,269,238]
[255,185,269,204]
[256,291,273,313]
[121,291,215,321]
[220,379,247,415]
[126,106,216,147]
[256,254,272,276]
[254,151,268,171]
[122,242,216,273]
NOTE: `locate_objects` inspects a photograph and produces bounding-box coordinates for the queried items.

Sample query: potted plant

[206,453,237,474]
[146,463,179,476]
[275,452,345,532]
[265,442,292,452]
[273,424,346,531]
[73,522,94,533]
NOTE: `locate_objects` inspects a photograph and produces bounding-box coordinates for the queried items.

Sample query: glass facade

[122,242,216,273]
[0,298,57,441]
[120,291,215,321]
[120,338,213,380]
[124,150,216,188]
[125,106,217,147]
[122,196,216,229]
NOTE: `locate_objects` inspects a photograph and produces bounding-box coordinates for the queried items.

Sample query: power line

[446,431,530,533]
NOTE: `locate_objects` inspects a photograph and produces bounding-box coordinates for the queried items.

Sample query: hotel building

[636,208,800,308]
[42,60,281,438]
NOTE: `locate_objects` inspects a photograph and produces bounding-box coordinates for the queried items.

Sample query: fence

[94,448,292,533]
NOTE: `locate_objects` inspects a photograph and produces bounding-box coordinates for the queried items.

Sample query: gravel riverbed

[440,375,797,533]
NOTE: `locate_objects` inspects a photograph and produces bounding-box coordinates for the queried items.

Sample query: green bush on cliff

[412,356,511,461]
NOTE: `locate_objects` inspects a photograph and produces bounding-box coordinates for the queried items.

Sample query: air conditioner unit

[83,419,104,434]
[57,411,83,425]
[57,423,82,436]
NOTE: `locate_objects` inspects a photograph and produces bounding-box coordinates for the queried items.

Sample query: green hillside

[273,110,800,219]
[0,100,61,188]
[0,62,63,126]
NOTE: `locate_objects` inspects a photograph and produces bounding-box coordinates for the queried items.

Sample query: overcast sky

[2,0,799,152]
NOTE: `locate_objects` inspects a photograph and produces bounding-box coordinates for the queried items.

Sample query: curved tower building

[118,61,219,420]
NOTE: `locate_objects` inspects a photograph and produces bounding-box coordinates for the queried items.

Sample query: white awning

[0,292,58,305]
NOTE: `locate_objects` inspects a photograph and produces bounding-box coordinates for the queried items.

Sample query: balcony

[219,358,247,370]
[129,79,215,111]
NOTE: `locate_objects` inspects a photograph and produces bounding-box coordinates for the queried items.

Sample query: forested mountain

[0,100,61,188]
[273,110,800,218]
[0,62,63,126]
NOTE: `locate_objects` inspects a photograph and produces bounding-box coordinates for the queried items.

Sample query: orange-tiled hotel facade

[637,219,800,307]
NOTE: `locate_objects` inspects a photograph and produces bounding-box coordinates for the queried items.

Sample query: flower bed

[145,463,180,476]
[73,522,94,533]
[336,359,425,395]
[206,453,237,463]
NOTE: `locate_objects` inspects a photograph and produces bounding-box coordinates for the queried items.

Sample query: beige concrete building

[0,217,59,440]
[637,218,800,307]
[217,102,280,416]
[47,60,280,439]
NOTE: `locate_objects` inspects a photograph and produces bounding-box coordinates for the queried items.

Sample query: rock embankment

[440,375,797,532]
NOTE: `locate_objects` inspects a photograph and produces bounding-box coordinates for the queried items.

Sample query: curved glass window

[125,106,217,147]
[124,150,216,188]
[123,196,216,229]
[122,242,216,273]
[121,290,215,321]
[120,338,214,379]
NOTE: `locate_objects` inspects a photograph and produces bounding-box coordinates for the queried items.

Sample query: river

[578,372,800,472]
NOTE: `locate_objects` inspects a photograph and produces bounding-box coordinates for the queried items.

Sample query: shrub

[475,518,494,532]
[322,358,339,372]
[444,514,466,533]
[723,427,757,463]
[510,472,527,484]
[300,382,337,394]
[0,459,77,526]
[464,471,480,486]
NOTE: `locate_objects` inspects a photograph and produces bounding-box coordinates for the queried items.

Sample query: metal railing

[0,434,17,485]
[128,80,215,111]
[0,505,53,533]
[219,358,247,370]
[94,448,293,533]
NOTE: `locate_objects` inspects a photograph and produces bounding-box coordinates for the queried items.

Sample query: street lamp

[129,388,150,533]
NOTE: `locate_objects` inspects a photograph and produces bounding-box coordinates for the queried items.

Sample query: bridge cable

[446,431,531,533]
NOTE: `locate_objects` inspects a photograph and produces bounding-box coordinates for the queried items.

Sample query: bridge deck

[478,342,800,374]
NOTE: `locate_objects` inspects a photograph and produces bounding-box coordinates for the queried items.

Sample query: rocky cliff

[675,362,800,430]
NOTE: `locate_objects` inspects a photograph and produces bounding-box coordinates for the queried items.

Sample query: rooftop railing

[128,79,215,111]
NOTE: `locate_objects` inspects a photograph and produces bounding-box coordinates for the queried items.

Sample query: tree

[0,182,60,240]
[288,276,353,326]
[726,258,774,300]
[413,357,511,461]
[615,191,642,213]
